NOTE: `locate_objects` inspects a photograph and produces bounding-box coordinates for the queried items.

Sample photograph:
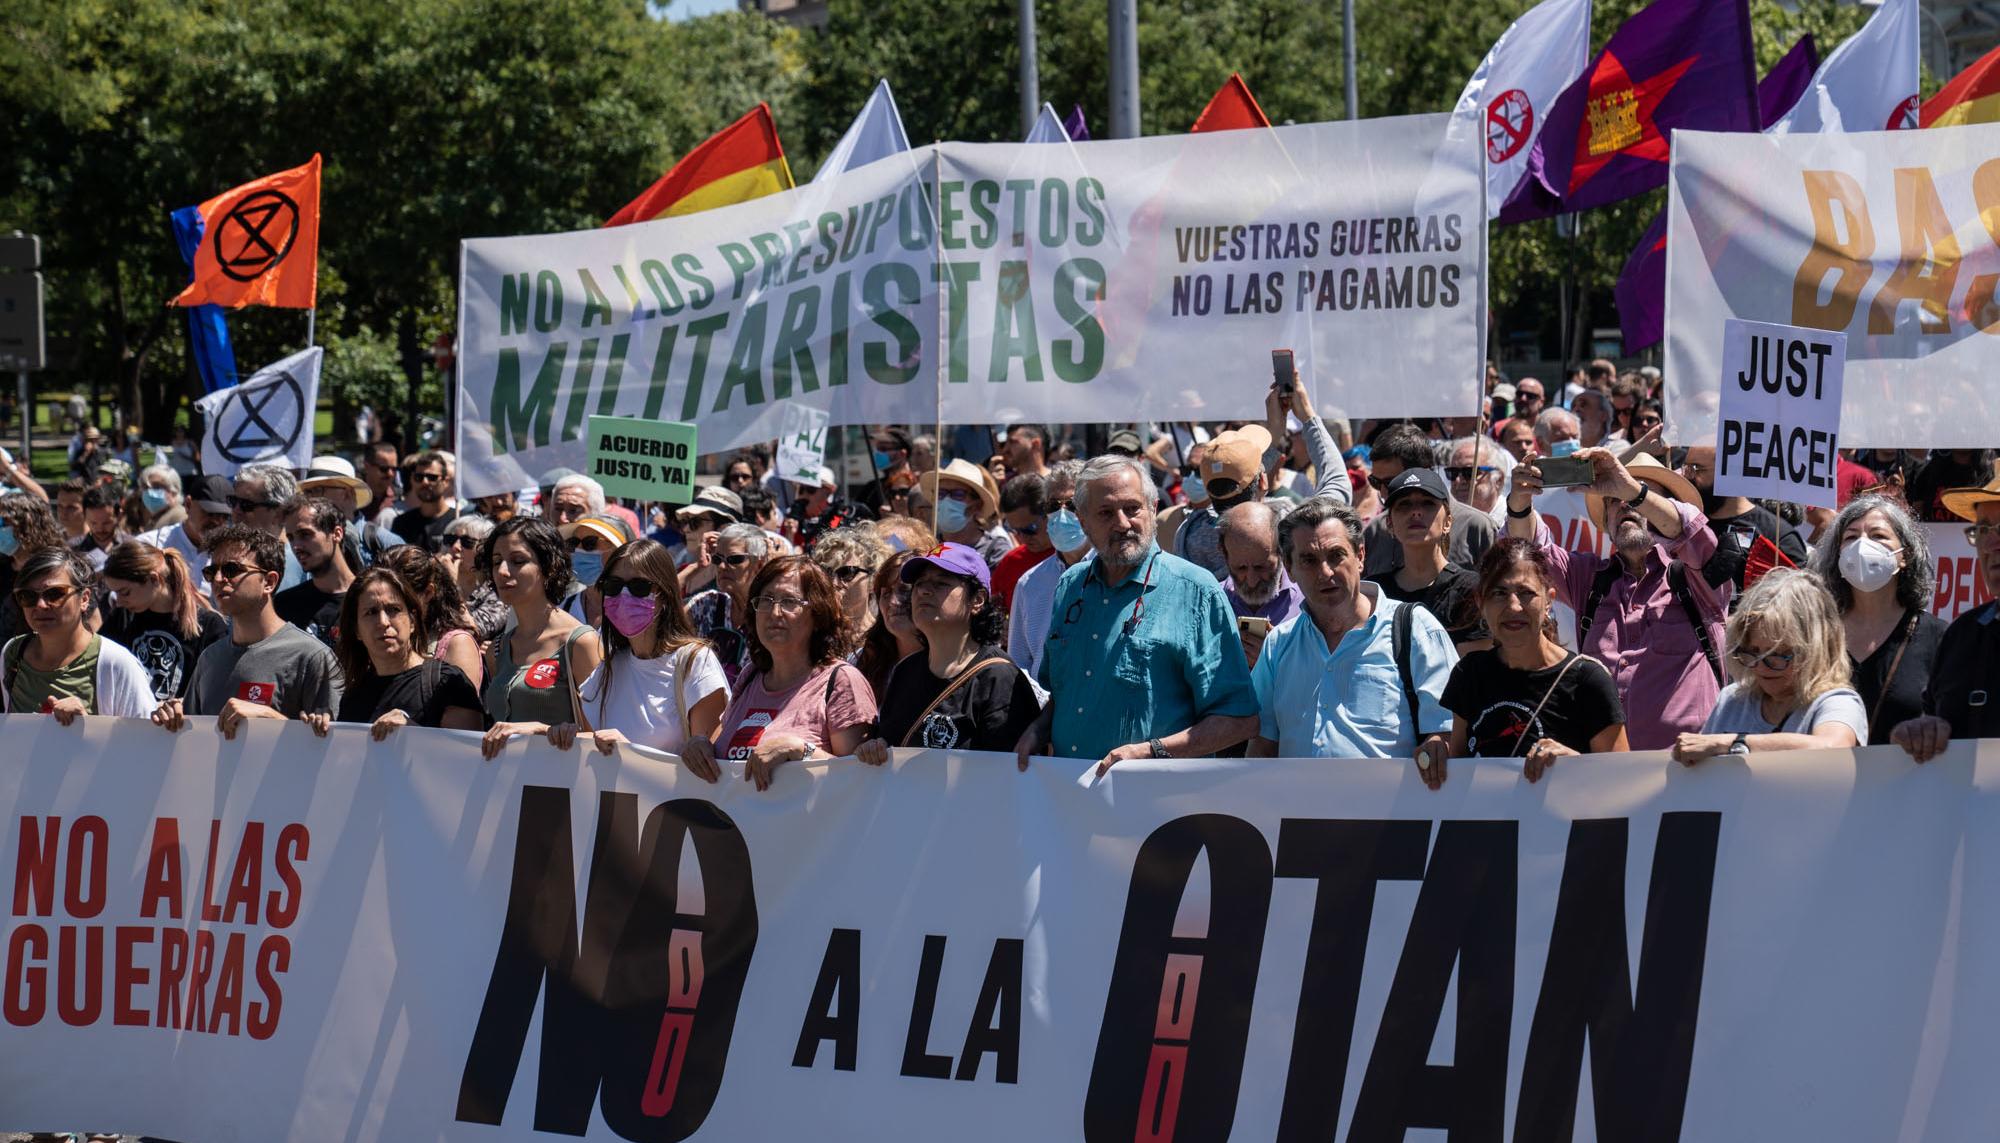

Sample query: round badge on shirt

[524,658,562,689]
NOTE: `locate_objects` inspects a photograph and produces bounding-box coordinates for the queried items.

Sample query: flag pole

[931,144,946,538]
[306,308,316,350]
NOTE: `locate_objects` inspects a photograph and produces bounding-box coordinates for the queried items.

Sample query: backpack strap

[1390,603,1431,737]
[1576,560,1626,649]
[2,634,27,711]
[1666,560,1725,684]
[418,656,443,720]
[560,623,592,731]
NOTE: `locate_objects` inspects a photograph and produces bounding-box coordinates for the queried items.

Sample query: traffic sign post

[0,233,42,466]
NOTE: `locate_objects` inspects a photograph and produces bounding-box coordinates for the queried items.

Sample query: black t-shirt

[874,645,1042,752]
[1700,504,1809,594]
[274,581,344,649]
[1441,649,1625,757]
[390,504,465,552]
[1851,609,1947,746]
[100,606,230,701]
[335,660,483,727]
[1368,564,1484,644]
[1923,603,2000,741]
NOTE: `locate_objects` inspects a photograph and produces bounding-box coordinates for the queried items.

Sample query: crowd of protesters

[3,358,1998,782]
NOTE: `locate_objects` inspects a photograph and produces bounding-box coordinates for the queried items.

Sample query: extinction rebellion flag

[1498,0,1757,223]
[170,155,322,310]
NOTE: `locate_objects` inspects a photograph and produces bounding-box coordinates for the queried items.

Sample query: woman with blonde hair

[809,523,891,646]
[100,540,227,701]
[1673,568,1867,762]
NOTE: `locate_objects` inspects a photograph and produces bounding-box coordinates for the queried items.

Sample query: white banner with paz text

[1666,123,2000,449]
[7,718,2000,1139]
[454,115,1485,498]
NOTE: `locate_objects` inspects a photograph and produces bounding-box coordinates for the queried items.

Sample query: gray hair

[715,522,770,559]
[1534,407,1580,447]
[1278,496,1364,566]
[237,463,298,502]
[1076,454,1157,513]
[445,513,496,542]
[139,464,182,494]
[551,473,606,514]
[1806,493,1933,615]
[1047,458,1086,501]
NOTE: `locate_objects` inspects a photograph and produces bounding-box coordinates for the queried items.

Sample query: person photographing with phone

[1507,447,1726,749]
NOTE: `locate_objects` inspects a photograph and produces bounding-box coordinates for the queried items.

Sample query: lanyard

[1062,551,1158,636]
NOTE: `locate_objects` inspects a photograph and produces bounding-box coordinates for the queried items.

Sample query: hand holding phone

[1535,455,1595,488]
[1271,349,1296,396]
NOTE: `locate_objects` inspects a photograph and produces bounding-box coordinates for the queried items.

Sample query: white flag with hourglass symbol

[1454,0,1593,218]
[194,345,321,476]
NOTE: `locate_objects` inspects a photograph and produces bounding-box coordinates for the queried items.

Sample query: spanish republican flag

[604,104,795,227]
[1923,42,2000,127]
[171,154,321,310]
[1190,74,1272,133]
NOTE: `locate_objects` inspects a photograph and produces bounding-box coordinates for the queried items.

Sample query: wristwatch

[1726,732,1750,756]
[1625,483,1651,508]
[1148,737,1171,759]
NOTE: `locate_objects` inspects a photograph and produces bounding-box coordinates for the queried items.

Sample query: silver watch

[1148,737,1171,759]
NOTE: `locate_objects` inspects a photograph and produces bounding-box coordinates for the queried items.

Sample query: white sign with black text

[1714,318,1845,510]
[776,403,831,487]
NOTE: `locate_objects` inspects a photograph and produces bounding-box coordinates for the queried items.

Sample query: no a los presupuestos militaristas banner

[10,716,2000,1140]
[1665,121,2000,450]
[453,114,1485,498]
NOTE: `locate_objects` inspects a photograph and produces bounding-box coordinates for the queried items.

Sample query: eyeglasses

[568,535,607,553]
[1682,461,1712,476]
[1445,466,1499,483]
[1365,473,1391,492]
[597,575,656,599]
[1730,646,1796,672]
[827,564,872,583]
[1965,523,2000,544]
[411,471,446,484]
[227,496,278,513]
[445,534,481,551]
[199,561,270,583]
[719,553,756,567]
[1049,498,1075,514]
[751,593,808,615]
[1634,414,1664,430]
[12,585,78,609]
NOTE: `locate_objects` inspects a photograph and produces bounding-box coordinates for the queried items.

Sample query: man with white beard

[1217,501,1299,668]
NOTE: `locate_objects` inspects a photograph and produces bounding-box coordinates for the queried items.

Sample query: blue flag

[170,206,238,393]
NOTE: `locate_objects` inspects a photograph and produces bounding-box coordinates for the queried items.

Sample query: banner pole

[932,144,945,537]
[305,307,316,350]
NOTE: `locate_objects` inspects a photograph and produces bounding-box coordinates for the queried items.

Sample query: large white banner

[1665,123,2000,449]
[455,115,1485,498]
[5,717,2000,1140]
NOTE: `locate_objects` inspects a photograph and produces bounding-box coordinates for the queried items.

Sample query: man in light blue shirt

[1248,497,1458,767]
[1017,455,1260,774]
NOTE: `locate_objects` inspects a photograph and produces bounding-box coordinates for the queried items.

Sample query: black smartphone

[1536,455,1595,488]
[1271,348,1296,395]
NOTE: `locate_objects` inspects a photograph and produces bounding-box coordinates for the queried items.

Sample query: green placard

[585,415,697,503]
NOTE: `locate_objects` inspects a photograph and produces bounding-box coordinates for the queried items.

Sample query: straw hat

[1939,473,2000,523]
[1590,451,1701,533]
[918,458,1000,522]
[298,455,373,508]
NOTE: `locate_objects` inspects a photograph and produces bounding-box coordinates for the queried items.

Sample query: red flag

[1191,74,1271,133]
[1923,40,2000,127]
[605,104,794,228]
[171,155,321,310]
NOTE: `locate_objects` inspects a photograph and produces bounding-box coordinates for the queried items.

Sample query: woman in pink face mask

[546,538,732,780]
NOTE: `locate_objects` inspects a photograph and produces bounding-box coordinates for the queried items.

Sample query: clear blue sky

[658,0,738,19]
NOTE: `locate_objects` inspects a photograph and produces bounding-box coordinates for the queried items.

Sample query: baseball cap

[1197,424,1273,501]
[190,475,235,514]
[1107,429,1143,456]
[559,513,635,549]
[899,541,992,591]
[1382,467,1450,508]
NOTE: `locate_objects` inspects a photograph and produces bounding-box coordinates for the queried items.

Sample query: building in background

[740,0,828,29]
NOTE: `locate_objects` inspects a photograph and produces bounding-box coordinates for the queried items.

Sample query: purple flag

[1614,35,1819,353]
[1063,104,1090,142]
[1499,0,1759,224]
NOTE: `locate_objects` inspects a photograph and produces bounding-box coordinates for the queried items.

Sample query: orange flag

[1190,74,1272,133]
[604,104,795,227]
[171,154,321,310]
[1922,41,2000,127]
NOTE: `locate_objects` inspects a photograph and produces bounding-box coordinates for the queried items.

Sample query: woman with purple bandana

[547,538,731,782]
[857,543,1042,761]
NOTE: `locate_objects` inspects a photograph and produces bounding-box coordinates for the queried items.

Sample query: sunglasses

[1365,473,1392,492]
[719,552,756,567]
[1635,415,1664,430]
[1445,466,1499,483]
[1008,521,1044,538]
[568,535,607,553]
[227,496,278,513]
[12,585,78,608]
[827,564,872,583]
[411,471,446,484]
[597,575,657,599]
[200,561,270,583]
[1730,646,1796,672]
[445,534,481,551]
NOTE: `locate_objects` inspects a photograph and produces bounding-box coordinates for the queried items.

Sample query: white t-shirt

[576,644,729,753]
[1701,684,1868,743]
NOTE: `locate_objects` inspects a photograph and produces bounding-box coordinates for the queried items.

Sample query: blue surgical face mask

[935,497,970,535]
[141,487,170,514]
[872,449,896,471]
[571,550,604,587]
[1182,473,1208,504]
[1048,508,1088,554]
[0,524,15,558]
[1550,439,1580,459]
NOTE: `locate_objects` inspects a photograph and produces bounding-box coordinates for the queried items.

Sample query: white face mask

[1838,535,1901,594]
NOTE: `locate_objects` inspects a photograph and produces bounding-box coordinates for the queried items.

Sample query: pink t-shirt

[717,661,878,761]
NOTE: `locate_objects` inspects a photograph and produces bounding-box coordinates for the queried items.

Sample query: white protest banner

[455,115,1484,498]
[775,402,830,487]
[1712,318,1845,510]
[1926,520,1995,620]
[193,346,322,477]
[1665,122,2000,449]
[8,717,2000,1140]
